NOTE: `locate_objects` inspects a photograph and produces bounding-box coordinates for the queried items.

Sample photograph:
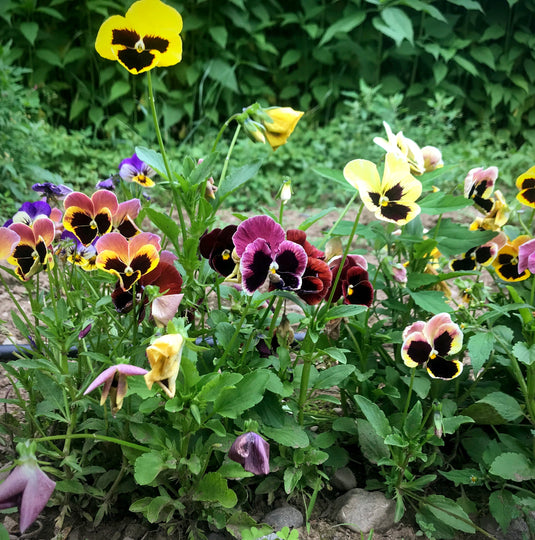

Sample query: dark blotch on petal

[117,217,139,239]
[12,245,35,276]
[144,35,169,53]
[275,248,300,274]
[112,28,140,47]
[380,202,410,222]
[94,212,112,235]
[103,257,127,274]
[243,250,272,292]
[406,340,432,365]
[475,245,494,265]
[427,356,462,379]
[433,330,453,357]
[131,253,154,275]
[450,255,477,272]
[519,188,535,205]
[369,192,381,207]
[473,195,494,213]
[117,49,156,73]
[383,183,403,201]
[520,177,535,190]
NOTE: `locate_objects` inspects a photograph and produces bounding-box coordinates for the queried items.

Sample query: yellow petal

[343,159,381,211]
[382,152,422,202]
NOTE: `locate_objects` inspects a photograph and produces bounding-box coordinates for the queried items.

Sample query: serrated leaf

[439,468,482,486]
[512,342,535,365]
[145,207,180,245]
[134,451,165,485]
[488,490,515,532]
[463,392,523,424]
[354,394,391,438]
[468,332,494,374]
[423,494,476,533]
[194,472,237,508]
[490,453,535,481]
[356,419,390,464]
[407,290,453,315]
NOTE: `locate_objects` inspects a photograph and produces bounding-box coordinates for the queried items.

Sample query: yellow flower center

[429,350,437,360]
[347,285,354,296]
[135,38,145,53]
[222,249,231,261]
[379,195,389,207]
[269,261,279,274]
[125,265,134,277]
[90,219,98,230]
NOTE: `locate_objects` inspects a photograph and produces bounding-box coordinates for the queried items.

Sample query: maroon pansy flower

[286,229,331,305]
[329,255,373,306]
[199,225,238,277]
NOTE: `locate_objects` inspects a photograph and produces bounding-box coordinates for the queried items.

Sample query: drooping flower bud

[228,432,270,475]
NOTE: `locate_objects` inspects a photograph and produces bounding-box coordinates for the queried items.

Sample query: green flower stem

[146,71,187,241]
[402,368,416,420]
[218,123,242,194]
[33,433,150,453]
[216,294,253,368]
[323,203,365,311]
[211,114,240,153]
[318,193,358,250]
[297,342,317,426]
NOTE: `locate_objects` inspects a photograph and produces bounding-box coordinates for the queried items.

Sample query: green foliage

[1,0,534,139]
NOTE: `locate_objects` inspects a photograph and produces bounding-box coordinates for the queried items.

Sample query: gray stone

[263,505,304,531]
[333,488,395,533]
[480,514,531,540]
[331,467,357,492]
[124,522,150,539]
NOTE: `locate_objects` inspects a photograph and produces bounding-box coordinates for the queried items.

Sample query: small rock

[331,467,357,492]
[480,514,530,540]
[124,522,150,539]
[333,488,395,533]
[263,505,304,531]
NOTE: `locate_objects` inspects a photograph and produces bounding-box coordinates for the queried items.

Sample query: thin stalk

[402,368,416,419]
[218,123,242,194]
[33,433,150,453]
[318,193,358,249]
[146,70,187,240]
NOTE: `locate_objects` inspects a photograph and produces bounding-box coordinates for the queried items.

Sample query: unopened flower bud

[422,146,444,172]
[243,118,266,144]
[228,432,270,475]
[279,179,292,204]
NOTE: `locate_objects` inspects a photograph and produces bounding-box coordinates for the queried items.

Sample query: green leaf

[422,495,476,533]
[145,207,180,248]
[324,304,367,320]
[313,364,355,389]
[280,49,301,69]
[453,55,479,76]
[467,332,494,373]
[407,290,453,315]
[216,160,263,202]
[134,451,165,485]
[19,22,39,45]
[214,369,270,418]
[107,80,130,104]
[471,46,496,70]
[312,167,354,192]
[356,419,390,464]
[194,472,237,508]
[354,394,391,438]
[489,453,535,481]
[298,207,338,231]
[512,341,535,365]
[418,192,473,214]
[463,392,523,424]
[488,490,515,532]
[187,151,219,186]
[404,401,423,439]
[209,26,228,48]
[374,7,414,46]
[35,49,62,67]
[448,0,483,11]
[318,11,366,47]
[442,415,474,435]
[263,423,310,448]
[439,468,482,486]
[135,146,167,178]
[206,59,238,92]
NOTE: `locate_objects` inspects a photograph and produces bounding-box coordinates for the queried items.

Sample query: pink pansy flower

[111,198,142,238]
[83,363,148,415]
[401,313,463,380]
[232,215,307,294]
[464,166,499,213]
[63,190,119,246]
[7,219,55,281]
[518,238,535,274]
[0,227,21,261]
[95,232,161,291]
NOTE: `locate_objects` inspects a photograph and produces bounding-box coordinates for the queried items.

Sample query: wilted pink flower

[229,432,270,475]
[84,363,148,414]
[392,263,408,284]
[421,146,443,172]
[0,442,56,533]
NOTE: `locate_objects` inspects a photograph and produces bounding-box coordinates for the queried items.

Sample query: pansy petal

[426,356,463,380]
[64,192,93,213]
[515,165,535,191]
[19,469,56,533]
[382,153,422,202]
[343,159,381,205]
[92,190,119,214]
[432,324,463,356]
[376,200,420,225]
[240,238,272,294]
[402,331,432,367]
[402,321,425,340]
[96,232,130,260]
[31,218,55,247]
[0,228,20,260]
[275,240,307,276]
[424,313,453,340]
[518,238,535,274]
[233,216,284,257]
[128,231,161,256]
[152,293,183,327]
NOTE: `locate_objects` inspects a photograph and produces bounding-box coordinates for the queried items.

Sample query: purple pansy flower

[83,363,148,415]
[32,182,73,202]
[0,441,56,534]
[119,153,156,187]
[3,201,61,227]
[96,175,120,191]
[233,215,307,294]
[228,432,270,475]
